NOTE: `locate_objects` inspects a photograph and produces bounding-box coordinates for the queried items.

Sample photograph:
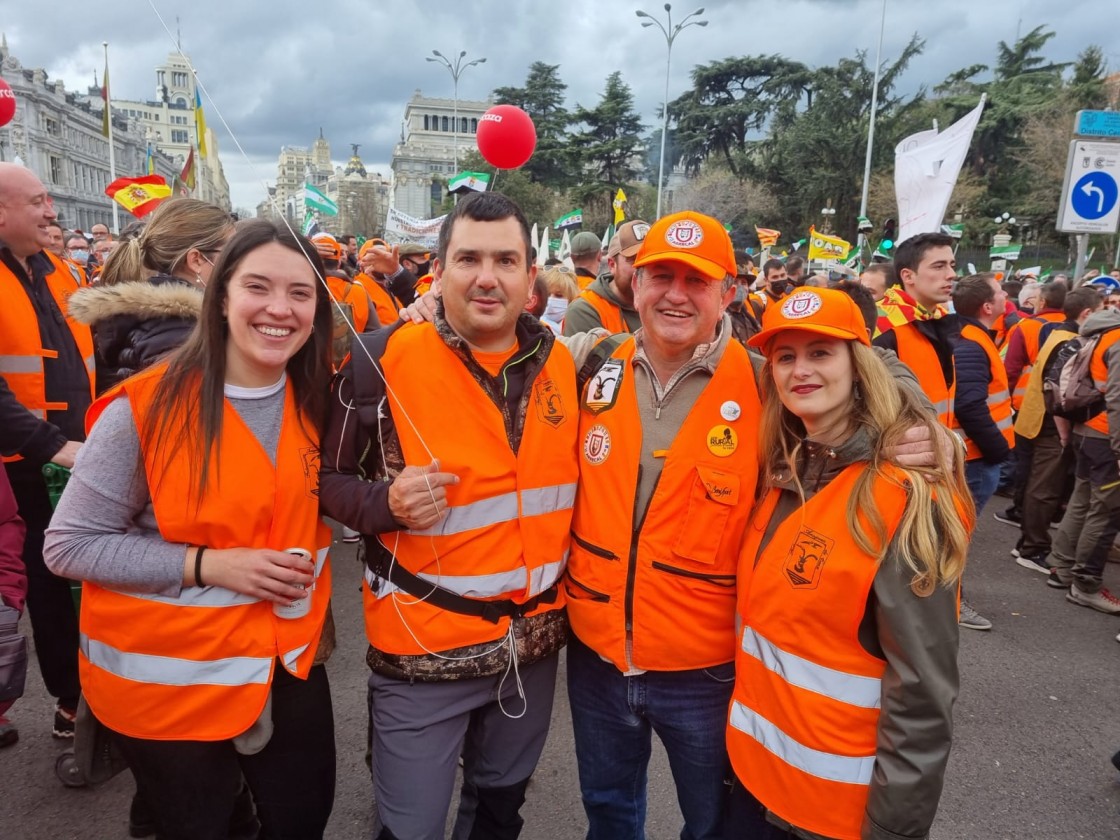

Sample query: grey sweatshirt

[43,379,286,595]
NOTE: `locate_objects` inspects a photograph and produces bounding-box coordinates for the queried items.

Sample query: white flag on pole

[894,96,986,245]
[559,229,573,270]
[537,226,550,266]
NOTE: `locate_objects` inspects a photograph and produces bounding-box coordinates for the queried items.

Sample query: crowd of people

[0,154,1117,840]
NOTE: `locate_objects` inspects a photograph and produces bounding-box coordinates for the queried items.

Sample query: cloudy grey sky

[4,0,1116,211]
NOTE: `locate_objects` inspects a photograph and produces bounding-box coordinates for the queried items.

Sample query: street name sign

[1076,110,1120,138]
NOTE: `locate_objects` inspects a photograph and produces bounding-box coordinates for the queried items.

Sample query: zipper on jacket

[572,532,619,561]
[564,575,611,603]
[624,465,660,671]
[651,561,736,587]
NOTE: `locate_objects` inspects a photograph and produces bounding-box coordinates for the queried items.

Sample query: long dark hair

[143,219,334,498]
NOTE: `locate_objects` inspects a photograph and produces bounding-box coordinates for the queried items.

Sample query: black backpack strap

[344,322,404,430]
[576,333,629,391]
[371,558,560,624]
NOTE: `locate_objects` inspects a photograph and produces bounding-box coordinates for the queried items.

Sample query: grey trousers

[1050,436,1120,592]
[368,652,559,840]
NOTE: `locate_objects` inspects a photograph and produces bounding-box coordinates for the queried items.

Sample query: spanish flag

[180,148,196,191]
[105,175,172,218]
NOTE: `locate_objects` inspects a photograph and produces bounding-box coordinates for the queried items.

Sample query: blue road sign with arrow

[1071,172,1118,220]
[1059,140,1120,234]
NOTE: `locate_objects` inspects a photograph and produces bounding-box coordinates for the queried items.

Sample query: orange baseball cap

[633,211,737,280]
[311,234,342,261]
[748,288,871,352]
[358,238,388,259]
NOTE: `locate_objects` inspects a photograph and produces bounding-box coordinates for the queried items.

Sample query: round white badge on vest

[583,424,612,465]
[720,401,741,422]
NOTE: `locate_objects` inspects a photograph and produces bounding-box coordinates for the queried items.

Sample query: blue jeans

[566,634,734,840]
[965,459,1002,515]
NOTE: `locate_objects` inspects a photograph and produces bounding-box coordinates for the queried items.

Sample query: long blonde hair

[757,341,973,593]
[98,199,233,287]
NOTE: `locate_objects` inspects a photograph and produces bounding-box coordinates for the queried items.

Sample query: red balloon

[0,78,15,128]
[476,104,536,170]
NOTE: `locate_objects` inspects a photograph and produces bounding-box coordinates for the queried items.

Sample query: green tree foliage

[493,62,573,188]
[569,72,646,200]
[748,36,925,238]
[666,56,812,177]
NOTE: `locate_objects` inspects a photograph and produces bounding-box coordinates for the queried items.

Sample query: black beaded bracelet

[194,545,207,588]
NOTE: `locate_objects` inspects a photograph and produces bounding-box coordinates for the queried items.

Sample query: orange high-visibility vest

[326,275,370,333]
[952,323,1014,461]
[729,464,910,840]
[566,337,760,672]
[0,252,94,461]
[1010,313,1065,410]
[414,273,434,297]
[353,272,400,328]
[575,288,630,334]
[79,366,332,741]
[892,322,954,427]
[1085,329,1120,436]
[363,323,578,655]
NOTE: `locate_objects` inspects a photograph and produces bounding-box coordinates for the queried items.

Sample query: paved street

[3,509,1120,839]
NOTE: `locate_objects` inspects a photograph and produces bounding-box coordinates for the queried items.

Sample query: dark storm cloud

[3,0,1114,209]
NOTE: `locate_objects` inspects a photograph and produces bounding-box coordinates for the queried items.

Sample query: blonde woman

[69,198,234,393]
[726,288,973,840]
[539,264,580,333]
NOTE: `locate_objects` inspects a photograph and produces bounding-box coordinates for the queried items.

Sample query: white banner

[383,207,446,249]
[894,96,986,246]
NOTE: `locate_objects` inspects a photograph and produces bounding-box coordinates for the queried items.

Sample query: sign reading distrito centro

[1058,139,1120,235]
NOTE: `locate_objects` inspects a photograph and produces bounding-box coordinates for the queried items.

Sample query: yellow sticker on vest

[706,425,738,457]
[784,527,834,590]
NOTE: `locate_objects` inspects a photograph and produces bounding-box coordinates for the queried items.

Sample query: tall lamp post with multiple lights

[426,50,486,176]
[637,4,707,220]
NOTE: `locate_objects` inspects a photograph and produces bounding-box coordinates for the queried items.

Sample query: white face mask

[544,296,569,322]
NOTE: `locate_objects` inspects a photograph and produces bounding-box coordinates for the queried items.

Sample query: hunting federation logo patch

[583,424,612,465]
[781,291,823,319]
[783,527,833,589]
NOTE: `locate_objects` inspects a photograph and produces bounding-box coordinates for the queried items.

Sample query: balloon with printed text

[0,78,16,127]
[476,104,537,170]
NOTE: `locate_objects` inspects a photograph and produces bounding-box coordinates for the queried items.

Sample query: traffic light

[880,218,897,253]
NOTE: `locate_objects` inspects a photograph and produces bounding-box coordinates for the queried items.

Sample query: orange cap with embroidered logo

[633,211,737,280]
[748,288,872,352]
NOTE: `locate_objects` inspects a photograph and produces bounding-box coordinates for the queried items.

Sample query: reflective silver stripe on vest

[408,483,576,537]
[742,626,881,710]
[729,701,876,785]
[0,355,42,375]
[111,546,329,608]
[81,635,272,686]
[986,390,1010,407]
[118,586,260,608]
[409,491,519,536]
[84,354,96,375]
[931,398,951,416]
[995,415,1014,431]
[365,555,567,601]
[521,483,577,517]
[1094,378,1107,390]
[282,644,309,669]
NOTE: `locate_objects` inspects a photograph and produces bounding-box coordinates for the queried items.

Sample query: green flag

[448,171,491,193]
[555,209,583,231]
[303,183,338,216]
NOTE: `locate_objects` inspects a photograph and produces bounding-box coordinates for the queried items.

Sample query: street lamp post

[637,4,707,220]
[426,50,487,176]
[820,200,837,235]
